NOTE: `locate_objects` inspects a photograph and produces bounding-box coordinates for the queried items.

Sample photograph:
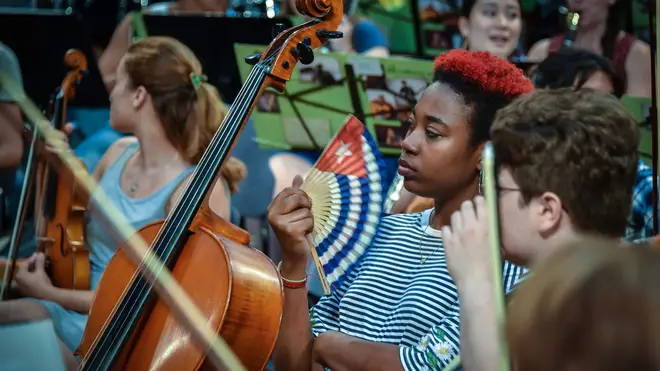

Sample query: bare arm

[526,38,550,63]
[47,288,95,314]
[456,280,501,371]
[272,260,315,371]
[98,14,133,93]
[314,331,404,371]
[625,40,652,98]
[0,102,23,169]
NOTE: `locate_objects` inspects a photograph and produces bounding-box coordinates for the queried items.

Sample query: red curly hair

[433,49,534,98]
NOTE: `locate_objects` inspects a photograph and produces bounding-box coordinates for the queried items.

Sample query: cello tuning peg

[295,42,314,65]
[245,53,262,66]
[272,23,287,39]
[316,30,343,40]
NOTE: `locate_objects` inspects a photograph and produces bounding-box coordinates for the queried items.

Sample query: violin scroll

[260,0,344,91]
[61,49,88,100]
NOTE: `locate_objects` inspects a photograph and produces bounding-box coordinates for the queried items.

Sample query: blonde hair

[507,237,660,371]
[123,36,246,192]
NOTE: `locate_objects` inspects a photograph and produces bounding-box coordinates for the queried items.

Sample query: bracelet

[277,261,308,289]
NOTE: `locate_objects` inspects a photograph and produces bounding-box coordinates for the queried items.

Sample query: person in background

[0,37,243,370]
[458,0,523,60]
[0,42,25,173]
[508,239,660,371]
[268,49,531,371]
[531,47,655,241]
[532,46,623,96]
[0,42,26,238]
[280,0,389,58]
[441,88,639,370]
[99,0,229,94]
[527,0,652,98]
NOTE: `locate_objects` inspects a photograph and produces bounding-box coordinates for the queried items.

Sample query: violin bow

[0,71,246,371]
[651,0,659,235]
[442,143,510,371]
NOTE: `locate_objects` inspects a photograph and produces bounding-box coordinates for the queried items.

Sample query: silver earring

[478,170,483,196]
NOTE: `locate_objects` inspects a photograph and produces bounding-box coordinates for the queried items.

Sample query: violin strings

[84,51,279,369]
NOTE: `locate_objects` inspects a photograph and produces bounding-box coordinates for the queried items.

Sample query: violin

[0,49,90,298]
[76,0,344,369]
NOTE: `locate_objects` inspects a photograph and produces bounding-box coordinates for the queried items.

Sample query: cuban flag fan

[301,115,388,295]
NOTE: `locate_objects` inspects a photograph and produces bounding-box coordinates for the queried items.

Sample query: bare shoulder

[628,39,651,64]
[526,38,551,63]
[624,39,652,98]
[94,136,137,179]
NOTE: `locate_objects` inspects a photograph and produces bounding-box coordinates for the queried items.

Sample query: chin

[109,120,133,134]
[487,45,514,60]
[403,179,437,200]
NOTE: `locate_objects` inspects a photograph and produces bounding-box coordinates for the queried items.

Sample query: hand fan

[301,115,388,295]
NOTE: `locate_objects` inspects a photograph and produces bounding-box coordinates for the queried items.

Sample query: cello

[76,0,344,369]
[0,49,90,299]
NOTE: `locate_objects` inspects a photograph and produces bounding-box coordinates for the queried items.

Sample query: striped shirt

[310,209,525,370]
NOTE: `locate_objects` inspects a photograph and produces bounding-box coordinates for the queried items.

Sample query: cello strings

[84,64,266,366]
[85,51,277,368]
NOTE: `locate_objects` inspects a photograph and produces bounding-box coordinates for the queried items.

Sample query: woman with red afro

[267,49,533,371]
[392,49,533,214]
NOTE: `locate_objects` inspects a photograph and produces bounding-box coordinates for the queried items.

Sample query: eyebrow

[425,114,449,128]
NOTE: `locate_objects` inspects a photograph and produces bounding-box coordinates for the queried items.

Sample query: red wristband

[277,261,308,289]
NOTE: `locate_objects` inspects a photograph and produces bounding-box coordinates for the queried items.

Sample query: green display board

[235,44,655,162]
[234,43,434,156]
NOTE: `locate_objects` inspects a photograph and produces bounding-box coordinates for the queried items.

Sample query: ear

[132,85,148,110]
[535,192,564,235]
[458,16,470,39]
[473,141,486,172]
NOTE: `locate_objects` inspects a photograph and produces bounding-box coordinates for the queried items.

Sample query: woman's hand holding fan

[267,115,387,295]
[267,175,314,279]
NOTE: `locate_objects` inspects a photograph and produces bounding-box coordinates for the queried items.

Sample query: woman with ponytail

[0,36,245,370]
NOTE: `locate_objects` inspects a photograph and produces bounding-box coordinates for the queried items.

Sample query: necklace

[128,152,180,194]
[419,210,443,264]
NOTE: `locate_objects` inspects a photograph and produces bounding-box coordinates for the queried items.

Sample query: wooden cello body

[78,205,283,370]
[76,1,343,369]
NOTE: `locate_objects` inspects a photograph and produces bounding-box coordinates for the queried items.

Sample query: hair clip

[189,72,208,91]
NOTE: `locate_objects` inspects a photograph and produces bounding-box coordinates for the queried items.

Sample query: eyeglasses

[496,186,521,193]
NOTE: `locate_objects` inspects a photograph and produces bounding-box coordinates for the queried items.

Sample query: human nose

[401,128,421,155]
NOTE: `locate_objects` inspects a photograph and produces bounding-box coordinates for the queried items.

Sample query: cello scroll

[258,0,344,91]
